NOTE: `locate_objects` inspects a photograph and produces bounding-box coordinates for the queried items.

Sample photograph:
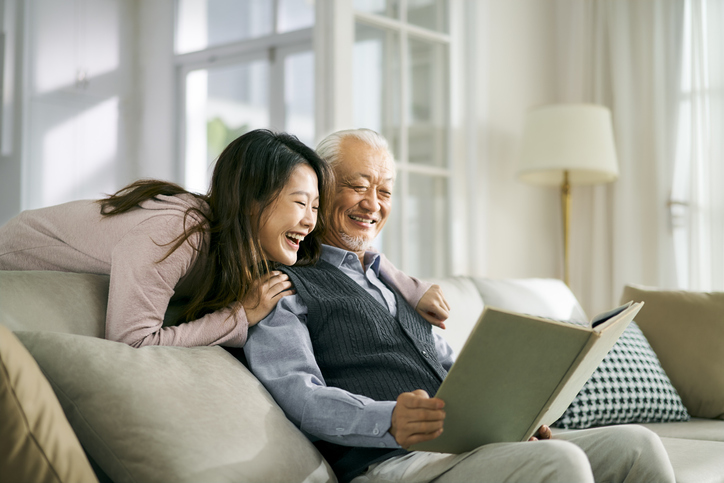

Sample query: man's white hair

[315,128,394,169]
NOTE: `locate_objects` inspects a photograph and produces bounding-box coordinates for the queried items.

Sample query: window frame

[173,1,314,189]
[349,1,455,277]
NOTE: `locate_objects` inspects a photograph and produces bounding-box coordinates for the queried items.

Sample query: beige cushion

[641,418,724,442]
[0,271,108,337]
[658,437,724,483]
[620,284,724,419]
[15,331,335,483]
[0,324,97,483]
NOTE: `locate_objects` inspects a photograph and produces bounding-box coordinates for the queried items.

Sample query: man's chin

[339,232,372,252]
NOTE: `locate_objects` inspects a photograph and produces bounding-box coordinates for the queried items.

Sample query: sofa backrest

[1,270,587,358]
[0,271,109,338]
[423,276,485,355]
[423,276,588,355]
[472,277,588,323]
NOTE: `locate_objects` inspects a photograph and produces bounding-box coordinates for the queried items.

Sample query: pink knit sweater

[0,195,431,348]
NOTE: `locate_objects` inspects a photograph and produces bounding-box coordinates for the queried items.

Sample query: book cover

[409,301,643,454]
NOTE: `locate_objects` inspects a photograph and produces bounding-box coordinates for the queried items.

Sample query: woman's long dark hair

[99,129,333,322]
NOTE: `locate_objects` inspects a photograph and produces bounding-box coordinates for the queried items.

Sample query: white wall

[0,0,23,226]
[135,0,176,182]
[475,0,563,280]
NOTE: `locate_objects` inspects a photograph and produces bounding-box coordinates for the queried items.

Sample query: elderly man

[244,129,675,483]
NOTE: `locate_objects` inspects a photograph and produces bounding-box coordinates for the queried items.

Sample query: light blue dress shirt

[244,245,456,448]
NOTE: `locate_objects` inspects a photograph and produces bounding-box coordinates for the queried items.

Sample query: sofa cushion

[621,284,724,420]
[472,278,589,323]
[641,418,724,442]
[425,276,485,354]
[15,331,335,483]
[0,324,97,483]
[658,437,724,483]
[552,322,689,429]
[0,271,108,337]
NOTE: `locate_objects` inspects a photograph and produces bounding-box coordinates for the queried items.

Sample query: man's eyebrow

[343,173,395,183]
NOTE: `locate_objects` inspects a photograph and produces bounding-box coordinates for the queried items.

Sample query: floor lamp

[517,104,619,286]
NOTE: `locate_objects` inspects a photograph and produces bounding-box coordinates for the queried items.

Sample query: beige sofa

[1,270,723,483]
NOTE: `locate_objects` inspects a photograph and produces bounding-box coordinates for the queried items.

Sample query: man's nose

[359,190,380,212]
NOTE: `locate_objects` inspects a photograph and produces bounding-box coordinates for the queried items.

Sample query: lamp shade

[517,104,619,186]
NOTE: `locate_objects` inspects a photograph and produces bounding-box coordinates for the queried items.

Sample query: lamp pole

[561,170,571,286]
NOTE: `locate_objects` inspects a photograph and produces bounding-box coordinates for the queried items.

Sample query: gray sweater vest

[283,260,447,400]
[281,260,448,482]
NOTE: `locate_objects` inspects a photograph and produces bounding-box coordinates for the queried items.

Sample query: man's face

[324,137,395,255]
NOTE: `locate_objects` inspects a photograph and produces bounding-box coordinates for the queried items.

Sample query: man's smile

[349,214,378,225]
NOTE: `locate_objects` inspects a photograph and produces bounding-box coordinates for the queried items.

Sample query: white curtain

[673,0,724,291]
[551,0,717,315]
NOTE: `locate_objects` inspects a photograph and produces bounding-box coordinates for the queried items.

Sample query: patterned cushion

[552,322,690,429]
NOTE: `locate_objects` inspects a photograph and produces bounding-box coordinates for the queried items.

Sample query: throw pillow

[15,331,335,483]
[0,324,98,483]
[621,284,724,420]
[552,322,690,429]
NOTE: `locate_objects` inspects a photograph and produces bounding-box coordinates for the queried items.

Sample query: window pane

[408,173,448,277]
[376,182,403,268]
[353,23,401,160]
[408,37,448,167]
[407,0,447,33]
[278,0,315,33]
[176,0,273,54]
[285,50,315,147]
[354,0,400,20]
[184,60,269,193]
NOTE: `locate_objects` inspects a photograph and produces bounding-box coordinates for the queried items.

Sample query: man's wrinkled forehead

[337,138,396,181]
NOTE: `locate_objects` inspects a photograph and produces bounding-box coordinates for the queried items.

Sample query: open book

[409,301,643,454]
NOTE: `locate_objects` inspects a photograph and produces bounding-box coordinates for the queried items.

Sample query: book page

[590,301,633,329]
[410,308,591,453]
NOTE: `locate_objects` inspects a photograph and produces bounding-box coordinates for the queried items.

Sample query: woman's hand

[415,284,451,329]
[242,271,295,326]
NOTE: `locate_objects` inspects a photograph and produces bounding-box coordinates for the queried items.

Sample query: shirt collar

[321,244,382,275]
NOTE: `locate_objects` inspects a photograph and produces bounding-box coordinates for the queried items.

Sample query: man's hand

[416,285,451,329]
[389,390,446,449]
[528,424,552,441]
[242,271,295,326]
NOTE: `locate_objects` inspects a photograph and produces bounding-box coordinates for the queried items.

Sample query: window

[353,0,451,278]
[671,0,724,290]
[175,0,315,193]
[173,0,457,278]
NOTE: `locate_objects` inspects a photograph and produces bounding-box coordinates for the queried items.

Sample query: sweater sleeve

[377,253,433,309]
[104,216,248,348]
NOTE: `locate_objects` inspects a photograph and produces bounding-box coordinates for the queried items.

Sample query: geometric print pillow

[552,322,690,429]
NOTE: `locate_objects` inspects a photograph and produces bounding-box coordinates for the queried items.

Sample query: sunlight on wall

[40,98,118,206]
[32,0,119,95]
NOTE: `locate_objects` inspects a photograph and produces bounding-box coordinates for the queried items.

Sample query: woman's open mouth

[285,232,305,249]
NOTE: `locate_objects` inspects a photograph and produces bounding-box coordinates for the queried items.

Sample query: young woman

[0,129,438,348]
[0,130,332,347]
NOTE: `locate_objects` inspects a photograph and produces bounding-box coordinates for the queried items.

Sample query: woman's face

[255,164,319,266]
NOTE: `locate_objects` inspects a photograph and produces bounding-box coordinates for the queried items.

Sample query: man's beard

[340,231,371,252]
